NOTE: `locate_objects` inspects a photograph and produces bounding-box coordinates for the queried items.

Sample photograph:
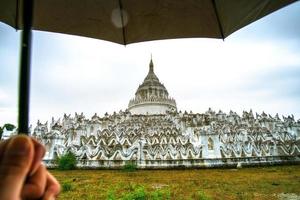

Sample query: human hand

[0,135,60,200]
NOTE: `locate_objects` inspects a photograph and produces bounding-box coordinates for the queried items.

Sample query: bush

[122,161,137,172]
[57,152,77,170]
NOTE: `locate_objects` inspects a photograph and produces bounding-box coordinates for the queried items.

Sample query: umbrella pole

[18,0,34,134]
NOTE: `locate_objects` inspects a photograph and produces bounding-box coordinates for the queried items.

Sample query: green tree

[0,126,3,139]
[3,123,16,131]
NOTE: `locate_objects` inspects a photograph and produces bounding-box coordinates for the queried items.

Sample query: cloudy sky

[0,2,300,127]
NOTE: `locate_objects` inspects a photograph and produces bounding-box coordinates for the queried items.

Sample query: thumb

[0,135,34,200]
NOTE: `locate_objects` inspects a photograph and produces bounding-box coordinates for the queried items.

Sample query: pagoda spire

[144,55,159,82]
[149,55,154,73]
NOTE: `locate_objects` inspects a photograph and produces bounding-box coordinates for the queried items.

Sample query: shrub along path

[51,165,300,200]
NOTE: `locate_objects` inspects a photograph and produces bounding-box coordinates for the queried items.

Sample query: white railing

[128,97,176,108]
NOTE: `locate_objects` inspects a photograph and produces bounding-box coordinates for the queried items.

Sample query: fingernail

[6,136,31,156]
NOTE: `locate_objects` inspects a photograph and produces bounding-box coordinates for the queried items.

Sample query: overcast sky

[1,2,300,127]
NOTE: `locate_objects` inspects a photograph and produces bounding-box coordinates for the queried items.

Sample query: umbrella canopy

[0,0,298,133]
[0,0,298,44]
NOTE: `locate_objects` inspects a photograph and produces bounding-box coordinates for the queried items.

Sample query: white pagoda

[26,59,300,169]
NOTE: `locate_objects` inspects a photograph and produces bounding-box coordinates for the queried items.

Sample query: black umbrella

[0,0,298,134]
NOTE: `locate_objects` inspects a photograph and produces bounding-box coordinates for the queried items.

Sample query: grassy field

[51,165,300,200]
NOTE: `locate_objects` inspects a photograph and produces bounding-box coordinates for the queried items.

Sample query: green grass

[51,165,300,200]
[62,182,73,192]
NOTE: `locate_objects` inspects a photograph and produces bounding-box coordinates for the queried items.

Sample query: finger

[0,135,34,200]
[42,172,61,200]
[0,137,46,177]
[0,139,9,162]
[30,137,46,176]
[21,164,47,199]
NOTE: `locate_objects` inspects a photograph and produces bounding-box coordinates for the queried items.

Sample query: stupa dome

[128,59,177,115]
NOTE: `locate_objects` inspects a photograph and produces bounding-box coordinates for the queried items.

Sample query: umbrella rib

[18,0,34,134]
[212,0,225,40]
[118,0,127,45]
